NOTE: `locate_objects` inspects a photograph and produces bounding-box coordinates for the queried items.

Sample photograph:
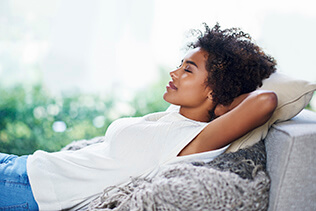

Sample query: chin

[163,92,182,106]
[162,92,170,103]
[163,93,173,104]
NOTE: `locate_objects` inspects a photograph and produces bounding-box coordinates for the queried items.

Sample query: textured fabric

[265,109,316,211]
[27,111,229,210]
[0,153,38,210]
[88,141,270,211]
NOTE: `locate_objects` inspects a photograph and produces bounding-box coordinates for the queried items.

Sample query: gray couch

[265,109,316,211]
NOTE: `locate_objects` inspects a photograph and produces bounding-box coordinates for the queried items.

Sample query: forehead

[184,47,208,64]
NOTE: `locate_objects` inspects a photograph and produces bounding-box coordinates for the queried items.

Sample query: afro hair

[189,23,277,106]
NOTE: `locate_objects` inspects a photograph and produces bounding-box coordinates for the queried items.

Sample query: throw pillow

[226,72,316,152]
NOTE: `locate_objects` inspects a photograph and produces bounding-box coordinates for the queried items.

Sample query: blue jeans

[0,153,39,211]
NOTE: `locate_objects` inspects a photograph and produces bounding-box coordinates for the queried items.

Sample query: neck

[179,106,211,122]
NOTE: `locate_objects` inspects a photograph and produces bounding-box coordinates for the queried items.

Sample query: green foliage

[0,69,170,155]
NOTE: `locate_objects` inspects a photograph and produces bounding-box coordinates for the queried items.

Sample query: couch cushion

[265,109,316,211]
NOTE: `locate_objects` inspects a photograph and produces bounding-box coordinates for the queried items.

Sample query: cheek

[181,86,209,105]
[182,80,208,96]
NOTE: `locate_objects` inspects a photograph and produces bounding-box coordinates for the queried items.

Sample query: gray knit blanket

[62,138,270,211]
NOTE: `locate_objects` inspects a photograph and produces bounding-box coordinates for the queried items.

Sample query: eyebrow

[182,60,198,68]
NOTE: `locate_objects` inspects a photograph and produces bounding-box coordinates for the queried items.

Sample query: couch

[265,109,316,211]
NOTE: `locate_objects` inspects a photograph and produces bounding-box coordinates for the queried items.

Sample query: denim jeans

[0,153,39,211]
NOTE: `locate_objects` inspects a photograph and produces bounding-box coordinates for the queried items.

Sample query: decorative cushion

[227,72,316,152]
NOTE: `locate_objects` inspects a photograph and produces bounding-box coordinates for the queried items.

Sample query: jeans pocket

[0,202,29,211]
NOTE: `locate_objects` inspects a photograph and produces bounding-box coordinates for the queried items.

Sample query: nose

[170,68,179,79]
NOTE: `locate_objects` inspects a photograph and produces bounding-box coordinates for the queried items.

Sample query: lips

[167,81,178,90]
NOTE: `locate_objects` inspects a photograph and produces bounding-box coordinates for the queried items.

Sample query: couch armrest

[265,109,316,211]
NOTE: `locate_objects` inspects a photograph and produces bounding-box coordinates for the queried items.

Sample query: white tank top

[27,111,228,210]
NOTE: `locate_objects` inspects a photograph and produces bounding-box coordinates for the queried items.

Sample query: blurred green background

[0,69,170,155]
[1,0,315,155]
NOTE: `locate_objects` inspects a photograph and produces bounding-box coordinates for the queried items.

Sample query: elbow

[257,91,278,117]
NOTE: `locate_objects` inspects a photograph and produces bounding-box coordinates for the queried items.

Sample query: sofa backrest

[265,109,316,211]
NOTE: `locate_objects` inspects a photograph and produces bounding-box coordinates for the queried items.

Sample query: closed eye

[184,69,192,73]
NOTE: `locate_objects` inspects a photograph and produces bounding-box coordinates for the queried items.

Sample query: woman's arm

[179,90,277,155]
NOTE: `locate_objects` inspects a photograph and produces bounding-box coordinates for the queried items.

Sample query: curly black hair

[189,23,276,106]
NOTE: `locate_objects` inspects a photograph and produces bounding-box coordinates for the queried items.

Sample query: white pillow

[165,72,316,152]
[226,72,316,152]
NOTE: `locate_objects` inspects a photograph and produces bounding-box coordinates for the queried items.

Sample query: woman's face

[163,47,213,109]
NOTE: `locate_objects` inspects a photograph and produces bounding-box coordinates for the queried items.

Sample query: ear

[207,91,213,101]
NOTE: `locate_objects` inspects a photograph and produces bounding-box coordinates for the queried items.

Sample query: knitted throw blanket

[63,138,270,211]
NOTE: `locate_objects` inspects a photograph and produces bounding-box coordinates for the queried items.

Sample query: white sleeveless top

[27,111,229,210]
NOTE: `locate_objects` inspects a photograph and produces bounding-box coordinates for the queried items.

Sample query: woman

[0,23,277,210]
